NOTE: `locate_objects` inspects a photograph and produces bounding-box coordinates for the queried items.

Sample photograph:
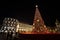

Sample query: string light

[37,19,40,22]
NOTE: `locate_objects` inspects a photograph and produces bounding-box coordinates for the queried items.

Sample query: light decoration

[33,23,35,25]
[0,17,19,34]
[32,5,49,34]
[8,21,10,23]
[37,19,40,22]
[5,21,7,23]
[49,29,52,32]
[55,28,57,31]
[16,23,19,32]
[32,27,35,29]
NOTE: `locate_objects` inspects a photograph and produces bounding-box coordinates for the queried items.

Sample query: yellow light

[40,29,43,31]
[55,28,57,31]
[32,27,35,29]
[16,29,18,32]
[53,30,56,33]
[17,24,19,28]
[5,30,8,33]
[37,19,39,22]
[37,30,39,32]
[33,23,35,25]
[49,29,52,32]
[16,23,19,32]
[44,25,46,28]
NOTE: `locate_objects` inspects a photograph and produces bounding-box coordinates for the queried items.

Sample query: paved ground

[0,33,60,40]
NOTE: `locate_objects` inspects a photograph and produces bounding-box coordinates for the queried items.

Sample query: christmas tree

[32,5,48,33]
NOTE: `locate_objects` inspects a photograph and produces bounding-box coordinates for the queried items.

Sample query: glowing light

[11,24,12,26]
[11,18,12,21]
[14,19,15,21]
[13,25,15,26]
[8,18,9,20]
[32,27,35,29]
[49,29,52,32]
[9,31,11,33]
[11,22,13,24]
[11,27,14,30]
[17,24,19,28]
[4,26,6,29]
[5,30,8,33]
[16,28,18,32]
[7,24,9,26]
[37,30,39,32]
[13,31,15,33]
[33,23,35,25]
[44,25,46,28]
[8,21,10,23]
[8,27,10,30]
[37,19,39,22]
[55,28,57,31]
[1,30,4,32]
[12,34,15,36]
[21,29,24,31]
[16,24,19,32]
[53,30,56,33]
[36,5,38,7]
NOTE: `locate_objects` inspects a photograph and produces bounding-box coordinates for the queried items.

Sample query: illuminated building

[0,18,19,36]
[16,22,33,34]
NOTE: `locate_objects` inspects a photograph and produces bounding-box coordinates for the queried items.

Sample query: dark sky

[0,0,60,26]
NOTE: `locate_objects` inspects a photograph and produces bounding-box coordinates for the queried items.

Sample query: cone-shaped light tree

[32,5,48,33]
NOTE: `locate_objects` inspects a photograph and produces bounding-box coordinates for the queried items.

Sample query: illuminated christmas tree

[32,5,48,33]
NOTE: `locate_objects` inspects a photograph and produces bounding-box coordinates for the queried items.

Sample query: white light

[11,22,13,24]
[12,27,14,30]
[8,18,9,20]
[19,29,21,31]
[17,24,19,28]
[7,24,9,26]
[8,21,10,23]
[33,23,35,25]
[21,29,24,31]
[13,31,15,33]
[4,26,6,29]
[5,30,8,33]
[36,5,38,7]
[16,29,18,32]
[1,30,4,32]
[11,24,12,26]
[13,25,15,26]
[11,18,12,21]
[12,33,15,37]
[14,19,15,21]
[37,19,39,22]
[5,18,6,20]
[9,31,11,33]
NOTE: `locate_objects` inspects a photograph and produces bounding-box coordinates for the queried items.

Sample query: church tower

[32,5,48,33]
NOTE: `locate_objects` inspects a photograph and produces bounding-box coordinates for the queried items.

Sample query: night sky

[0,0,60,26]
